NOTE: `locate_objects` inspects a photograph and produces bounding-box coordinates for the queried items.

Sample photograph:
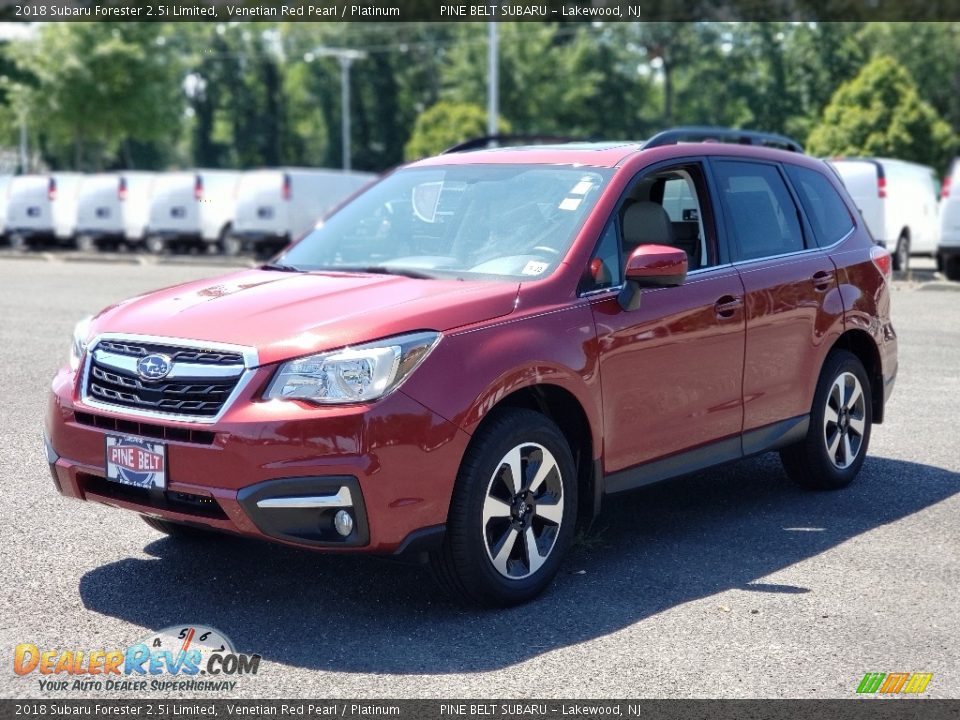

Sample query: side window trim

[705,156,811,263]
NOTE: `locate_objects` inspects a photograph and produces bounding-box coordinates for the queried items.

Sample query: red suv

[45,128,897,606]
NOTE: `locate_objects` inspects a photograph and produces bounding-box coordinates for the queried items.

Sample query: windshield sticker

[522,260,549,276]
[570,180,594,196]
[412,182,443,223]
[559,197,582,211]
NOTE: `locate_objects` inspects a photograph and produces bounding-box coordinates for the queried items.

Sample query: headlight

[264,331,440,404]
[69,316,93,371]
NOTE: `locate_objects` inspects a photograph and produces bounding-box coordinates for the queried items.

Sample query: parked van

[229,168,375,256]
[5,173,84,249]
[145,170,241,254]
[75,172,156,251]
[0,174,12,243]
[828,158,939,271]
[937,158,960,280]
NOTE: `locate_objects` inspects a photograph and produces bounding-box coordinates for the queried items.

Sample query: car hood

[92,269,520,365]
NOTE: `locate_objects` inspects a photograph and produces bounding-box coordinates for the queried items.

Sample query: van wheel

[892,233,910,272]
[75,235,97,253]
[9,234,28,251]
[220,235,244,257]
[144,235,167,255]
[141,515,213,539]
[430,408,578,607]
[780,350,872,490]
[945,255,960,281]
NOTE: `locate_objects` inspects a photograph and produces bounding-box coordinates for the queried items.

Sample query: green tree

[807,55,956,170]
[404,101,509,160]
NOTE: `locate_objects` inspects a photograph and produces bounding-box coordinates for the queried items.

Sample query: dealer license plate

[104,435,167,490]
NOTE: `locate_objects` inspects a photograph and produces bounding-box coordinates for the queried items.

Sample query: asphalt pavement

[0,255,957,699]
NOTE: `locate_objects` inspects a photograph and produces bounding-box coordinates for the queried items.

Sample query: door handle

[714,295,743,319]
[811,270,835,291]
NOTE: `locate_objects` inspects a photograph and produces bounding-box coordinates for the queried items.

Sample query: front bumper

[45,367,469,555]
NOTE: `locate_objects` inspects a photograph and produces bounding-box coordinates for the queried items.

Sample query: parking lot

[0,254,957,699]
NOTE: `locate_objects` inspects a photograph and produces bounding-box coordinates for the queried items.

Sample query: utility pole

[309,47,368,172]
[18,116,28,173]
[487,21,499,138]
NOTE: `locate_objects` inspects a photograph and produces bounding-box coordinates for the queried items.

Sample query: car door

[710,158,844,444]
[587,160,747,485]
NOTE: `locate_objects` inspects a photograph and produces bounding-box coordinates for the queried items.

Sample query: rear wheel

[892,233,910,272]
[143,235,167,255]
[945,254,960,281]
[141,515,214,539]
[780,350,872,490]
[220,234,245,257]
[75,234,97,253]
[430,408,578,607]
[9,234,28,251]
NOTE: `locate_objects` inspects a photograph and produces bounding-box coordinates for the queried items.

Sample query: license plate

[105,435,167,490]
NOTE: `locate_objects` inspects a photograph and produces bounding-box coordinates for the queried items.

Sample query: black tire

[141,515,214,539]
[143,235,167,255]
[9,234,28,251]
[945,255,960,282]
[75,234,97,253]
[220,234,245,257]
[892,233,909,272]
[430,408,578,607]
[780,350,872,490]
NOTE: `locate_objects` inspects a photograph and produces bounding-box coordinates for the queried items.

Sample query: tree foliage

[807,56,956,170]
[404,101,508,160]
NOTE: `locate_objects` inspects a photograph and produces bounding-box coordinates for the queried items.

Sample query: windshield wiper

[330,265,435,280]
[261,263,302,273]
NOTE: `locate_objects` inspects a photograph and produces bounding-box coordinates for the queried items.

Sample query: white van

[145,170,241,253]
[229,168,375,255]
[0,174,12,242]
[5,173,84,249]
[75,172,156,251]
[936,158,960,280]
[828,157,939,271]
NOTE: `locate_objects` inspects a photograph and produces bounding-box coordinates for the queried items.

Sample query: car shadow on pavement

[78,453,960,674]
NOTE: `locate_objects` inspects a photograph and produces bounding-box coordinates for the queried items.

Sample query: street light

[307,47,368,172]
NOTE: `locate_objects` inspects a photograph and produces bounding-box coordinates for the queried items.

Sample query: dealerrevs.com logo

[856,672,933,695]
[14,625,261,693]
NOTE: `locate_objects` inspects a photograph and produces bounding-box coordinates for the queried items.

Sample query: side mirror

[619,244,688,311]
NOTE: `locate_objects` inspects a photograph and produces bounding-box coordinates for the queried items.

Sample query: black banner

[2,700,960,720]
[4,0,960,22]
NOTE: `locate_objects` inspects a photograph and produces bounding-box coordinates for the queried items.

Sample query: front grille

[85,339,246,419]
[97,340,243,365]
[74,411,216,445]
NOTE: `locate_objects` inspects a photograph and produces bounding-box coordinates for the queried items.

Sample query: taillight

[118,176,128,201]
[877,176,887,199]
[282,173,292,201]
[942,175,952,200]
[194,175,203,201]
[47,177,57,202]
[871,244,892,280]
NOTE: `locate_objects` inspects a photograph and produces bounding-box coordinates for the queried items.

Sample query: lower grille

[80,473,227,519]
[74,411,216,445]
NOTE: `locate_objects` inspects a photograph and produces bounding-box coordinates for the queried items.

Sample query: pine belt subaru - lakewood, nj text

[44,128,897,606]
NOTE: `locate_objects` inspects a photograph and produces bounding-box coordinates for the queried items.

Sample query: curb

[0,250,253,269]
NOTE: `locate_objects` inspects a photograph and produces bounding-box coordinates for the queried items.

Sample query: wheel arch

[471,383,600,524]
[829,329,885,423]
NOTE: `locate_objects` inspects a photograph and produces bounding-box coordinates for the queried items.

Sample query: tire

[141,515,214,539]
[430,408,578,607]
[143,235,167,255]
[75,234,97,253]
[945,255,960,282]
[780,350,872,490]
[9,234,28,251]
[220,234,244,257]
[892,233,909,272]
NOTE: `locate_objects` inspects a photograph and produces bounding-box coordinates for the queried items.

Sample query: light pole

[308,47,368,172]
[487,22,498,138]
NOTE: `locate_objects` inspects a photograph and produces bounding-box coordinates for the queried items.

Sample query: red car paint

[44,142,897,557]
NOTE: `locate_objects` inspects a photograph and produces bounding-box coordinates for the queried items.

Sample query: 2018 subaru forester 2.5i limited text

[45,128,897,607]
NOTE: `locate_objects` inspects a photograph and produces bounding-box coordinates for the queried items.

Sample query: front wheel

[430,408,578,607]
[780,350,872,490]
[143,235,167,255]
[892,234,910,272]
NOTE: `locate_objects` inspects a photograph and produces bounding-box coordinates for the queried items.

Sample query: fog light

[334,509,354,537]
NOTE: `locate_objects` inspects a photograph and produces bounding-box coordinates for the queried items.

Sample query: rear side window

[784,164,855,246]
[713,160,805,261]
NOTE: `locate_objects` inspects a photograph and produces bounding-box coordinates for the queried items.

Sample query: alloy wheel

[823,371,866,469]
[481,442,564,580]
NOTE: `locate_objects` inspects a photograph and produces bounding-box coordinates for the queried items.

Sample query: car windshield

[272,164,612,280]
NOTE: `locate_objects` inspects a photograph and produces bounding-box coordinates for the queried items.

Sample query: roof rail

[643,126,804,153]
[441,134,586,154]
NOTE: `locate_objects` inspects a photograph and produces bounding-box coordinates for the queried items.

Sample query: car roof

[409,141,814,170]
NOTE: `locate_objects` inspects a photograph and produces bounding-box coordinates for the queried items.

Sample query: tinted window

[714,161,805,261]
[784,164,854,245]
